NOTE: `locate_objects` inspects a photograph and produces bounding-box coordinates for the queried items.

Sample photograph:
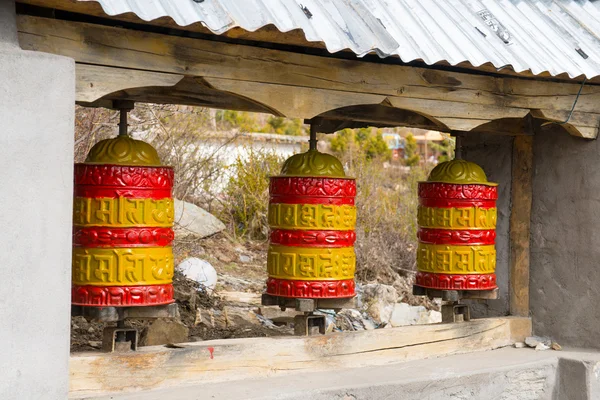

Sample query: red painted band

[419,198,496,209]
[415,272,497,290]
[72,284,174,307]
[74,164,174,189]
[74,187,172,199]
[73,227,175,247]
[418,229,496,245]
[418,182,498,200]
[266,278,355,298]
[270,229,356,247]
[270,177,356,199]
[269,195,354,205]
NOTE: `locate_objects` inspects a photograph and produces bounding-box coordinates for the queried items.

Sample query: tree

[263,116,306,136]
[404,133,420,166]
[330,128,391,161]
[429,135,455,163]
[216,110,260,132]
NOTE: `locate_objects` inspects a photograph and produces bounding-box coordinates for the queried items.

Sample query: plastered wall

[0,2,76,398]
[530,125,600,348]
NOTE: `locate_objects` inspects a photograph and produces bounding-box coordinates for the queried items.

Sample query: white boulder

[174,199,225,238]
[390,303,442,327]
[177,258,218,291]
[359,284,398,326]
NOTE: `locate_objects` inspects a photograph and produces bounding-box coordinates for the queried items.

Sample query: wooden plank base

[69,317,531,397]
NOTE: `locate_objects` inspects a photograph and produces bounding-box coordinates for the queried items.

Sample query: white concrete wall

[0,2,75,399]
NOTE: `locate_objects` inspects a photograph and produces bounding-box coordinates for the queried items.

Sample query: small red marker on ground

[208,347,214,359]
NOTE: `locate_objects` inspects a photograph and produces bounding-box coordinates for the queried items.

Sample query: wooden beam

[510,135,534,317]
[313,104,441,133]
[205,77,387,120]
[16,15,600,137]
[76,64,184,102]
[92,77,279,114]
[69,317,531,396]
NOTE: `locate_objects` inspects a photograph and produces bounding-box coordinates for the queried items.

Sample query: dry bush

[335,145,432,286]
[139,105,229,211]
[219,148,286,240]
[74,105,118,162]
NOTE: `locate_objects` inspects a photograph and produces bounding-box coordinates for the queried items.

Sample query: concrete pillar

[0,1,75,399]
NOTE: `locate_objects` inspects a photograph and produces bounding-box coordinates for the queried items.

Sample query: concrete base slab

[77,347,600,400]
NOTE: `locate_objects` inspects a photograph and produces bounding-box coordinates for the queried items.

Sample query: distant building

[413,131,445,163]
[382,133,405,161]
[383,131,445,163]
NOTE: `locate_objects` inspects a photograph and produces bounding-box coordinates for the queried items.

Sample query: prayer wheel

[266,149,357,299]
[71,136,175,307]
[415,159,498,291]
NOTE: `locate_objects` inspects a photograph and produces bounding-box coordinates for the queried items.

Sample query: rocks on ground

[522,336,562,351]
[140,318,189,346]
[336,309,376,331]
[70,316,104,351]
[359,283,398,326]
[177,257,218,291]
[332,284,441,331]
[173,199,225,238]
[525,336,551,348]
[389,303,442,327]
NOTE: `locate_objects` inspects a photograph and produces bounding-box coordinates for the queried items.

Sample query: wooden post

[509,135,533,316]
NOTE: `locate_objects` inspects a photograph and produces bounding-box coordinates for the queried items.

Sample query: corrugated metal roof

[80,0,600,79]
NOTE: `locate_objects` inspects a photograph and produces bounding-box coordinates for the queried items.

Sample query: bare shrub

[220,148,286,240]
[74,105,117,162]
[333,143,432,288]
[139,105,229,211]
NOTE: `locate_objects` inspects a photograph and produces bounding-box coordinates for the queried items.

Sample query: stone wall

[530,125,600,348]
[0,2,75,398]
[462,133,513,317]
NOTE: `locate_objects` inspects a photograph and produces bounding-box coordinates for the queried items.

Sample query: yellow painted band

[268,203,356,230]
[417,206,497,229]
[73,197,174,227]
[72,247,174,286]
[267,245,355,281]
[417,243,496,274]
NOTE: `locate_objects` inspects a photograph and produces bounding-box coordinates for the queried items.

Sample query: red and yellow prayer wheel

[415,159,498,291]
[266,149,356,299]
[71,136,175,307]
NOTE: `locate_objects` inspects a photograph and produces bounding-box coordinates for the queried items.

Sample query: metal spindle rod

[309,124,318,151]
[454,134,463,160]
[118,108,129,137]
